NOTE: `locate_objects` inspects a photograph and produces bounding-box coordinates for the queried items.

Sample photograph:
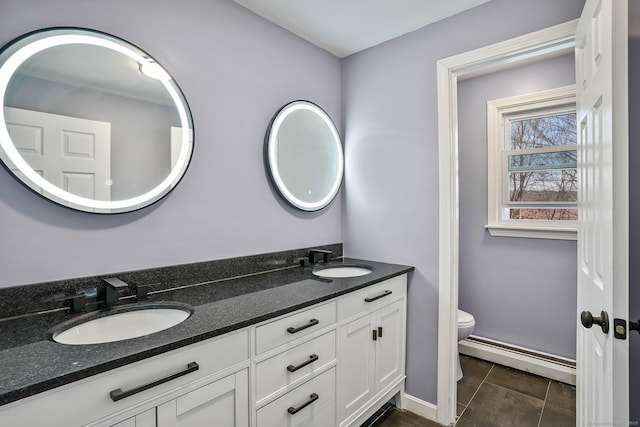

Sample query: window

[486,86,577,240]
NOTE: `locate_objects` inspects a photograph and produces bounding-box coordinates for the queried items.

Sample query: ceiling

[231,0,492,58]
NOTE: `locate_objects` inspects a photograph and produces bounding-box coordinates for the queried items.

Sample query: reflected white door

[575,0,629,425]
[4,107,111,201]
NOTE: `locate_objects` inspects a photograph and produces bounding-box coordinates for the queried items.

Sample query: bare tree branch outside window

[507,112,577,221]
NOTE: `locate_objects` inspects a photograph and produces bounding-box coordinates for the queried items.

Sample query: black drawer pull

[288,393,319,415]
[110,362,199,402]
[364,290,392,303]
[287,318,319,334]
[287,354,319,373]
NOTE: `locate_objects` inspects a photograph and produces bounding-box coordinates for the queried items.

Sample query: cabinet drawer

[255,301,336,354]
[0,329,249,427]
[338,275,406,321]
[256,367,336,427]
[256,330,336,402]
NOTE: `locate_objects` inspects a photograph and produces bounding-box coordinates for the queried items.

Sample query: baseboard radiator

[459,335,576,385]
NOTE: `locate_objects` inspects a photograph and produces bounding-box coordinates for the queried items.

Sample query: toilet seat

[458,309,475,327]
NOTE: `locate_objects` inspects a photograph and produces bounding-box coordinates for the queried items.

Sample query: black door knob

[581,310,609,334]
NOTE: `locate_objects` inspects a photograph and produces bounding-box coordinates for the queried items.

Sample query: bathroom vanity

[0,248,412,427]
[0,25,410,427]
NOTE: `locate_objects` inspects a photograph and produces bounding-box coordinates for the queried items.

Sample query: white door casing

[437,13,630,424]
[3,107,111,203]
[436,21,578,425]
[575,0,629,425]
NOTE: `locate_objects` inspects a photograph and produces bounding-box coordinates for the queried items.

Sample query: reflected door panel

[5,107,111,202]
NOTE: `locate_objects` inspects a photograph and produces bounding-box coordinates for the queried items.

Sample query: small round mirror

[0,28,194,213]
[264,100,343,211]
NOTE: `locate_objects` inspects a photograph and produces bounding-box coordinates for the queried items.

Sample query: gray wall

[458,55,577,359]
[342,0,585,404]
[629,36,640,424]
[0,0,342,287]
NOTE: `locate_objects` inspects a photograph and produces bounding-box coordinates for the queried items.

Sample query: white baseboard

[459,335,576,385]
[402,393,438,422]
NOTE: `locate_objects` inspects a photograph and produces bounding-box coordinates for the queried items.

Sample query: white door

[575,0,629,425]
[4,107,111,201]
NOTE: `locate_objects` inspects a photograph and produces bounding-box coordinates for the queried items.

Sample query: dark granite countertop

[0,257,413,406]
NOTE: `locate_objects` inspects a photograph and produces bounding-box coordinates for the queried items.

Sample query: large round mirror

[264,100,343,211]
[0,28,194,213]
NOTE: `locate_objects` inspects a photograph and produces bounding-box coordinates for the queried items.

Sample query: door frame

[435,20,578,425]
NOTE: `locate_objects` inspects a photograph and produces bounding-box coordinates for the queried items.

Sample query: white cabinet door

[337,313,375,421]
[374,300,404,393]
[110,409,156,427]
[337,282,407,426]
[157,370,248,427]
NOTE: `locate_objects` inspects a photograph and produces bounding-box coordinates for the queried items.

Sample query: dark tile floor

[364,355,576,427]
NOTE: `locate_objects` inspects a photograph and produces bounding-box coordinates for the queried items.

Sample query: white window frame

[486,85,577,240]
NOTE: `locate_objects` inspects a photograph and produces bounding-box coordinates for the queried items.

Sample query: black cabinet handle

[287,354,319,373]
[372,329,378,341]
[378,326,383,338]
[110,362,199,402]
[364,290,392,303]
[287,319,319,334]
[288,393,319,415]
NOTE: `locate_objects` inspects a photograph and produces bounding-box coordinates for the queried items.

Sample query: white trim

[459,336,576,385]
[436,19,577,426]
[402,393,438,422]
[485,224,577,240]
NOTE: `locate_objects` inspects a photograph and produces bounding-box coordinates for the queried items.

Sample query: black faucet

[103,277,129,307]
[308,249,333,265]
[67,293,86,314]
[54,287,97,314]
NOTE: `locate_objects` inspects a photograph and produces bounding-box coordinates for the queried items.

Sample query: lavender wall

[342,0,585,404]
[457,55,577,359]
[0,0,342,287]
[629,36,640,425]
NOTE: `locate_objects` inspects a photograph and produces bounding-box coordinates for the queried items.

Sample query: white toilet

[457,309,476,381]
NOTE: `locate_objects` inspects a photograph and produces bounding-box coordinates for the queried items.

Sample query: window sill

[485,224,577,241]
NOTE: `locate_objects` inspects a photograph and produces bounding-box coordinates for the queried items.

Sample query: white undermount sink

[312,264,373,278]
[53,305,191,345]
